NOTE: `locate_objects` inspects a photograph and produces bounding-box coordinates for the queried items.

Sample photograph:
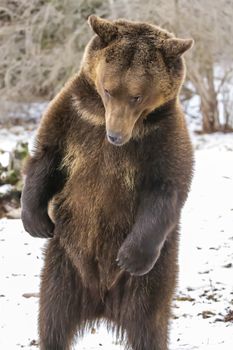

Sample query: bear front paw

[21,207,54,239]
[117,238,161,276]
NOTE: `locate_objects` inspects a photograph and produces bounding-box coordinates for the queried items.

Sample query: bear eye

[104,88,111,97]
[131,96,142,104]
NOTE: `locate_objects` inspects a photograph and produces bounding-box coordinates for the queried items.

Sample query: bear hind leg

[112,280,170,350]
[39,239,98,350]
[125,317,168,350]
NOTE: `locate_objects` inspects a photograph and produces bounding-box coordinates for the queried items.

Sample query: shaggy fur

[21,15,194,350]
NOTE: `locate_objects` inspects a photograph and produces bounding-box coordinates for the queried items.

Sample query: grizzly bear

[21,15,194,350]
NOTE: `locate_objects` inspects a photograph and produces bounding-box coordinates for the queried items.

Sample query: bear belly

[55,167,138,291]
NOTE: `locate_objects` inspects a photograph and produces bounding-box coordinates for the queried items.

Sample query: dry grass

[0,0,108,101]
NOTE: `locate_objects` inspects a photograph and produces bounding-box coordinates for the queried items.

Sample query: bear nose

[107,131,123,145]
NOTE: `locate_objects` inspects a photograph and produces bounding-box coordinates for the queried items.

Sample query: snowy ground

[0,135,233,349]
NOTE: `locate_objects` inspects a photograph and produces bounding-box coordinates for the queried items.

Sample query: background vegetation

[0,0,233,132]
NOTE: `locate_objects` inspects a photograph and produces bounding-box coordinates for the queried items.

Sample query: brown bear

[21,15,194,350]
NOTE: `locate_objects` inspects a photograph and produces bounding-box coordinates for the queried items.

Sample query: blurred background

[0,0,232,212]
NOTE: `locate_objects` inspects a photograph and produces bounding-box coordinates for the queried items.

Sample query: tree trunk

[200,94,219,133]
[200,65,219,133]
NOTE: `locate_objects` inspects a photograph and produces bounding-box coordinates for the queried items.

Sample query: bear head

[81,15,193,146]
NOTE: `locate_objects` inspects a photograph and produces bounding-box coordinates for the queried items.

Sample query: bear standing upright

[21,15,194,350]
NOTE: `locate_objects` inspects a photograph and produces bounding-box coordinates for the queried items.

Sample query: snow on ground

[171,149,233,350]
[0,101,46,154]
[0,137,233,349]
[0,124,35,153]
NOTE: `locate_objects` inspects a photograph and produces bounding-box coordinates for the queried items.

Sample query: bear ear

[162,38,194,58]
[88,15,119,44]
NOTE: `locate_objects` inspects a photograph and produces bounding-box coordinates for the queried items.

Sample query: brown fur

[21,15,194,350]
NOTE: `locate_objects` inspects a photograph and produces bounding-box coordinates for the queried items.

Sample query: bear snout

[107,131,127,146]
